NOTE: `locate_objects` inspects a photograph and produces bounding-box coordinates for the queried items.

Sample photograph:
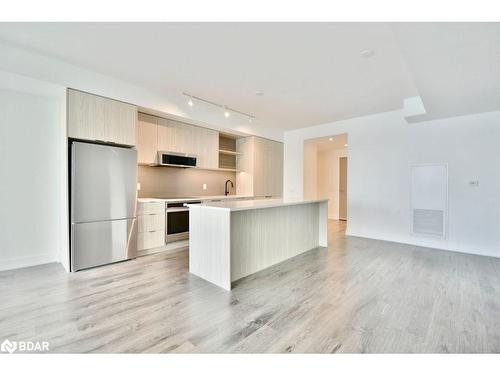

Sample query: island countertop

[186,198,328,212]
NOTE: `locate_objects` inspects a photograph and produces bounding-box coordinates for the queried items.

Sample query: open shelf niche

[218,134,240,171]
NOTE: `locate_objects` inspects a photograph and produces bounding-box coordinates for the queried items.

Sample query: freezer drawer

[71,218,137,271]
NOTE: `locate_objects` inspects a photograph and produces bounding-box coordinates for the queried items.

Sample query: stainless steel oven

[165,201,201,242]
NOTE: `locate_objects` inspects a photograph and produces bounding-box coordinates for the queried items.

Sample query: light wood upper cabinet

[236,136,283,197]
[67,89,137,146]
[67,89,105,141]
[137,113,158,164]
[157,117,179,153]
[195,127,219,169]
[106,98,137,146]
[156,117,218,169]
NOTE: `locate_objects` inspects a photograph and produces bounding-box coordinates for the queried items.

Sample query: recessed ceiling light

[329,137,334,141]
[223,107,230,118]
[360,49,375,58]
[344,143,348,147]
[255,91,264,96]
[187,96,193,107]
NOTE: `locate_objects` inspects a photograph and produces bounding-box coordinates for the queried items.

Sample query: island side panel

[230,202,320,282]
[189,206,231,290]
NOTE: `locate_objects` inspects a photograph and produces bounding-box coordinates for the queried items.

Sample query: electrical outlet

[203,183,207,190]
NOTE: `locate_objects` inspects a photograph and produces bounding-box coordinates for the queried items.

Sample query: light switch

[203,183,207,190]
[137,182,141,191]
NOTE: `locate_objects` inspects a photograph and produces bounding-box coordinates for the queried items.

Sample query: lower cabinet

[138,230,165,251]
[137,201,165,251]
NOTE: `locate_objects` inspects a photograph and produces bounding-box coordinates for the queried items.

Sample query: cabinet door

[195,127,219,169]
[268,140,283,197]
[178,121,196,154]
[157,117,177,152]
[252,137,283,197]
[137,113,158,164]
[67,89,137,146]
[105,99,137,146]
[253,137,269,197]
[137,230,165,251]
[67,89,105,141]
[236,137,254,196]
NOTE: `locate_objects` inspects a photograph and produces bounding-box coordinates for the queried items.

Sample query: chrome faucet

[224,180,234,196]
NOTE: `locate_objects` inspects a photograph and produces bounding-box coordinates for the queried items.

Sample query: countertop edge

[186,198,328,212]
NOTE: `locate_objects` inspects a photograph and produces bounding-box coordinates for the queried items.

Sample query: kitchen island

[187,198,328,290]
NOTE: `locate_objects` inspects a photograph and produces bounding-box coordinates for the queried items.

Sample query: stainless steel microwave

[157,151,197,168]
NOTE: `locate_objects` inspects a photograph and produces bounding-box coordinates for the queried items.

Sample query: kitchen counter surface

[186,198,328,212]
[138,195,258,204]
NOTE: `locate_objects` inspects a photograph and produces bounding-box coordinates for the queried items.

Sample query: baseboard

[346,230,500,259]
[0,253,58,272]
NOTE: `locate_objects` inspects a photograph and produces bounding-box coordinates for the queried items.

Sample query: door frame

[338,156,348,221]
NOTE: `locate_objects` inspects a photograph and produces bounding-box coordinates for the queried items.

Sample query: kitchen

[134,111,281,259]
[68,89,326,287]
[3,21,500,358]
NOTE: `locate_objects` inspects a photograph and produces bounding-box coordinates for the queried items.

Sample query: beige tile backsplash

[138,166,236,198]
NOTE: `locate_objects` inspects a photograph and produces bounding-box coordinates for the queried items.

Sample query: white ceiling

[393,23,500,122]
[0,23,498,130]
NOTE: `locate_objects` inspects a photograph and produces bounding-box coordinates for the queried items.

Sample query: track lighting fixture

[182,92,255,123]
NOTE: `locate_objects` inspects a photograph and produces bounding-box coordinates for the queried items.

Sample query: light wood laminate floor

[1,220,500,353]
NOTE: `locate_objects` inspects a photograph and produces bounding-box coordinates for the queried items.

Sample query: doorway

[339,156,348,221]
[303,133,348,225]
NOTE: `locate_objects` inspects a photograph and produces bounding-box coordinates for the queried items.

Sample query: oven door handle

[166,207,189,213]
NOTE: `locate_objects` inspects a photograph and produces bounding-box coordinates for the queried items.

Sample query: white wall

[303,141,318,199]
[0,41,284,142]
[0,71,68,271]
[284,109,500,258]
[317,148,348,220]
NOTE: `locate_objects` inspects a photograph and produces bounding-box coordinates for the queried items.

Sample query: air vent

[410,164,448,238]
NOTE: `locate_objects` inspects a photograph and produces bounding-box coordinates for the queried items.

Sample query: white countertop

[137,198,167,203]
[138,195,256,203]
[186,198,328,212]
